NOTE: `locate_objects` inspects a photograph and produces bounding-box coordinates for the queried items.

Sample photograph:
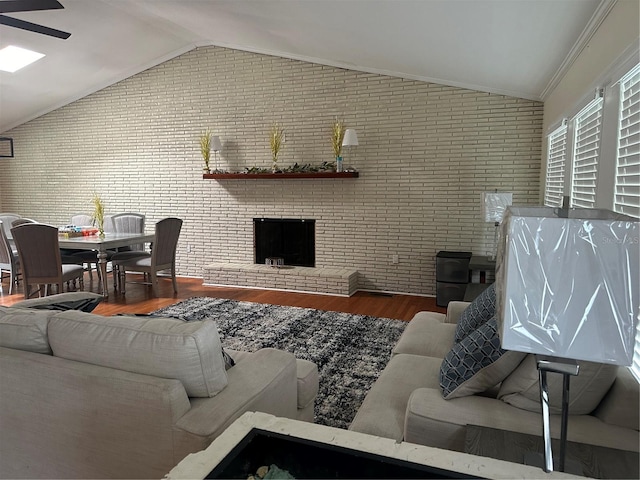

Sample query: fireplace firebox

[254,218,315,267]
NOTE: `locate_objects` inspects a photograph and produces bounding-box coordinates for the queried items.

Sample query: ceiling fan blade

[0,14,70,39]
[0,0,64,14]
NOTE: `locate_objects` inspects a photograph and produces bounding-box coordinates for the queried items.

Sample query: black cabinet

[436,251,472,307]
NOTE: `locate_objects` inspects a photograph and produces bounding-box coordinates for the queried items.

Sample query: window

[614,64,640,218]
[544,125,567,207]
[544,59,640,381]
[616,64,640,382]
[571,97,603,208]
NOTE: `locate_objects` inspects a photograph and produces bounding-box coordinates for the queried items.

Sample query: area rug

[152,297,407,429]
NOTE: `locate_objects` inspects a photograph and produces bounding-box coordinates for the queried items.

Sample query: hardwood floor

[0,273,446,320]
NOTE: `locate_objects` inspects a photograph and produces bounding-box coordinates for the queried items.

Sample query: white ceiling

[0,0,606,133]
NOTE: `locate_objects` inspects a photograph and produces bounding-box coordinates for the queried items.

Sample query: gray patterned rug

[152,297,407,429]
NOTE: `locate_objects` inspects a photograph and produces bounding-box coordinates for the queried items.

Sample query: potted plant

[199,129,212,173]
[331,118,345,172]
[270,123,285,172]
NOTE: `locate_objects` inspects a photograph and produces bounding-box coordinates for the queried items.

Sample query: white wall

[0,46,543,296]
[541,0,639,209]
[543,0,639,131]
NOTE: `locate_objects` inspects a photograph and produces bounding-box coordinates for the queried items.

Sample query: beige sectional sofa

[0,293,319,479]
[350,300,640,456]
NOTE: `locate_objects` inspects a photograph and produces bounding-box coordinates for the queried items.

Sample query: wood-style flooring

[0,273,445,320]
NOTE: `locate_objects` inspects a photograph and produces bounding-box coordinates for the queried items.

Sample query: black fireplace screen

[254,218,315,267]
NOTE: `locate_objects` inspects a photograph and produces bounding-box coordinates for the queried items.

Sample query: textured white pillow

[0,306,52,354]
[48,311,227,397]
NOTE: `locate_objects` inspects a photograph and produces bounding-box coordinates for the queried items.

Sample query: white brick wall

[0,46,543,296]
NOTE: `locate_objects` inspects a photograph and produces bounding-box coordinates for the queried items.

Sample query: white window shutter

[545,126,567,207]
[571,97,604,208]
[615,64,640,219]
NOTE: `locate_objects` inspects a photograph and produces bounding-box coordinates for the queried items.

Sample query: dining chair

[0,213,21,241]
[11,218,36,228]
[110,212,148,292]
[114,217,182,297]
[65,214,114,282]
[0,221,20,294]
[11,223,85,299]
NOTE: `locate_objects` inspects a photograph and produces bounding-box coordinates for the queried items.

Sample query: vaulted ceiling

[0,0,606,133]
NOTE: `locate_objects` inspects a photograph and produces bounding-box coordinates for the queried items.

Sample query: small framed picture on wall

[0,137,13,158]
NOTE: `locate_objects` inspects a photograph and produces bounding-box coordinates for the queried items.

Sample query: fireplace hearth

[254,218,315,267]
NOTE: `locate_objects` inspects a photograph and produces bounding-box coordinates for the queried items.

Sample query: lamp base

[523,452,583,476]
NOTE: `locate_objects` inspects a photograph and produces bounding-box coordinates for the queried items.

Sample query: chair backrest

[112,213,146,251]
[151,218,183,268]
[0,213,21,240]
[11,218,35,228]
[71,214,93,226]
[0,221,15,267]
[11,223,63,286]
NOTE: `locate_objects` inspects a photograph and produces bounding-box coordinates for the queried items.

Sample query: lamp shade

[482,192,512,223]
[211,135,222,152]
[342,129,359,147]
[496,207,639,365]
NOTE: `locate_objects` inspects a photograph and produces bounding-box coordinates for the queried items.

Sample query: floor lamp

[481,191,512,260]
[496,206,639,473]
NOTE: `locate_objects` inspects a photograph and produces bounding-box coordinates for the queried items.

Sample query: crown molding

[541,0,618,101]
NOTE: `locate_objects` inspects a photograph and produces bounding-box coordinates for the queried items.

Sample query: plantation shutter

[571,97,603,208]
[615,64,640,218]
[544,125,567,207]
[616,64,640,381]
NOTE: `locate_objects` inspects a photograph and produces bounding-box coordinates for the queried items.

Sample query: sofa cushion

[440,316,525,399]
[498,354,618,415]
[48,310,227,398]
[392,314,456,358]
[0,306,53,354]
[453,283,496,342]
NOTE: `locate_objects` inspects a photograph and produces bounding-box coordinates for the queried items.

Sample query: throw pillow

[454,283,496,343]
[0,306,53,354]
[440,316,526,399]
[498,354,618,415]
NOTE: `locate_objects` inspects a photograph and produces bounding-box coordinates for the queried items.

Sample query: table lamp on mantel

[341,129,359,170]
[211,135,223,173]
[496,206,639,473]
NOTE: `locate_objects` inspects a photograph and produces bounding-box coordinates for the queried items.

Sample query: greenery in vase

[91,193,105,235]
[199,129,212,172]
[331,118,345,158]
[270,123,285,167]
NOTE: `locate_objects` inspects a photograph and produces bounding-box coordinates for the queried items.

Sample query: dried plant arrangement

[91,193,105,235]
[270,123,285,171]
[199,129,212,173]
[331,118,345,158]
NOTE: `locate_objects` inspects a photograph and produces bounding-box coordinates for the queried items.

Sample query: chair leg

[150,271,159,297]
[171,267,178,293]
[119,269,126,294]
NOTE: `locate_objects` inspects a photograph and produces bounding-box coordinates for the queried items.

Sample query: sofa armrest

[173,348,298,440]
[445,301,469,324]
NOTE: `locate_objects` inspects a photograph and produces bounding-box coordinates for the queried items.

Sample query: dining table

[58,231,155,298]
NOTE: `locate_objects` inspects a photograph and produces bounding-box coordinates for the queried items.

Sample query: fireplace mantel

[203,172,359,180]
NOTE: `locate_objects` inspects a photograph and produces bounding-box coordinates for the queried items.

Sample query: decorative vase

[336,156,344,173]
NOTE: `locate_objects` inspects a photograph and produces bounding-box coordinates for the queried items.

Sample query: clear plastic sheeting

[482,192,513,223]
[496,206,639,366]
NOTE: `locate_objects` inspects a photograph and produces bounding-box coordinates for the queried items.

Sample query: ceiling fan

[0,0,70,39]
